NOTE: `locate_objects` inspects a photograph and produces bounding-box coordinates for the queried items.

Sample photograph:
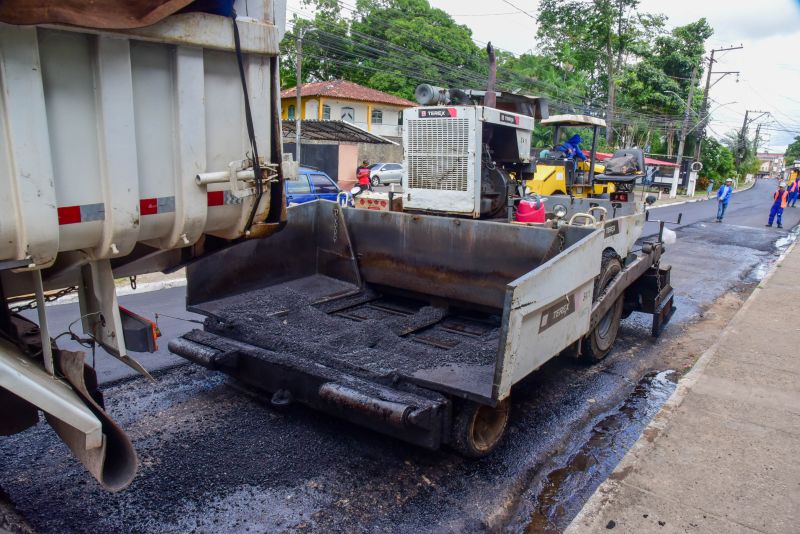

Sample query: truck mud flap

[0,331,138,492]
[169,331,450,450]
[651,287,676,338]
[625,264,676,338]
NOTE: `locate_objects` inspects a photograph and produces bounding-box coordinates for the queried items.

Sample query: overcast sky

[287,0,800,152]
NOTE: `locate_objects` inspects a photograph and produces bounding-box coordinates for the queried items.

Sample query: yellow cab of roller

[526,114,614,198]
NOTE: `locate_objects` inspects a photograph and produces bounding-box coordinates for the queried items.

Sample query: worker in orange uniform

[766,181,789,228]
[356,160,372,191]
[788,175,800,207]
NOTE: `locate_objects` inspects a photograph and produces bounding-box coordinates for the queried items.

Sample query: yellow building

[280,79,415,140]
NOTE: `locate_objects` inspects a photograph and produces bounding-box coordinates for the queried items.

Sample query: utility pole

[669,67,698,198]
[295,27,313,166]
[736,110,769,167]
[736,110,749,167]
[753,123,762,154]
[694,45,743,161]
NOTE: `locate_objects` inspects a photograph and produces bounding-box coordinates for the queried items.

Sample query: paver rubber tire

[370,175,380,186]
[581,251,624,363]
[450,399,510,458]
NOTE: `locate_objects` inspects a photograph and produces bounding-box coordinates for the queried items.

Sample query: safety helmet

[779,181,787,187]
[725,178,733,182]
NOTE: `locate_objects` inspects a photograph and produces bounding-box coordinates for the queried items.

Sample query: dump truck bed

[179,200,604,394]
[191,274,501,400]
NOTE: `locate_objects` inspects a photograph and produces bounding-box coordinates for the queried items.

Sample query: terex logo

[604,220,620,238]
[418,108,457,118]
[538,294,576,333]
[499,112,520,125]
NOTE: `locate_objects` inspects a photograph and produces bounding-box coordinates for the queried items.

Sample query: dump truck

[0,0,288,490]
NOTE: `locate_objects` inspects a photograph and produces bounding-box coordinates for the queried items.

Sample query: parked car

[286,167,341,205]
[369,162,403,186]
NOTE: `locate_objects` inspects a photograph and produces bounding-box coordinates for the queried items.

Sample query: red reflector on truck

[57,203,105,225]
[140,196,176,216]
[207,191,224,206]
[57,206,82,225]
[140,198,158,215]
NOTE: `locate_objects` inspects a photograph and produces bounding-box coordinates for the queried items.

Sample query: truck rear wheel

[582,253,623,363]
[450,399,510,457]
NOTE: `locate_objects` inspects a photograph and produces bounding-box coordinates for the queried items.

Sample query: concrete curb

[565,229,798,533]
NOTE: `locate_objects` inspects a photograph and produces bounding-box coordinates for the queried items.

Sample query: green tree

[785,136,800,164]
[616,18,712,155]
[280,6,354,88]
[281,0,487,100]
[537,0,665,144]
[700,137,734,186]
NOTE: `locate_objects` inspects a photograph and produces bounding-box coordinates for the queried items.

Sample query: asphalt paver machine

[171,61,676,457]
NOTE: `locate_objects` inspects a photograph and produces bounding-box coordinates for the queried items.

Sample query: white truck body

[0,1,286,269]
[0,0,288,491]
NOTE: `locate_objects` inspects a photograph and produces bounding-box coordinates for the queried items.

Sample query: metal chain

[332,206,340,244]
[655,259,662,295]
[9,286,78,313]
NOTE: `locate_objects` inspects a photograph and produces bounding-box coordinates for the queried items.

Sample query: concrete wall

[358,142,404,166]
[282,137,404,189]
[338,144,359,190]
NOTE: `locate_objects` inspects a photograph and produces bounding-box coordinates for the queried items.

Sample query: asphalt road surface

[2,179,798,533]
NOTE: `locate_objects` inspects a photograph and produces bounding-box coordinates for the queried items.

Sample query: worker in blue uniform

[556,134,588,162]
[766,181,789,228]
[788,177,799,207]
[715,178,733,222]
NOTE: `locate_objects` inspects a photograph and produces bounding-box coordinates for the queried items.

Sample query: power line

[498,0,537,20]
[285,7,702,133]
[451,12,518,17]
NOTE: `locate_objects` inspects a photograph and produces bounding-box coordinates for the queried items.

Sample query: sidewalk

[566,240,800,534]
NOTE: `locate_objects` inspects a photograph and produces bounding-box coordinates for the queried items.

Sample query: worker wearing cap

[715,178,734,222]
[788,176,800,207]
[766,181,789,228]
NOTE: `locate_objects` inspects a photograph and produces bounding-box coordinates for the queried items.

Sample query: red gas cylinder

[516,198,546,223]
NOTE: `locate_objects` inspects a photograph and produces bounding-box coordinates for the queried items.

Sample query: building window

[371,109,383,124]
[341,106,355,123]
[287,105,295,120]
[322,104,331,120]
[398,111,403,126]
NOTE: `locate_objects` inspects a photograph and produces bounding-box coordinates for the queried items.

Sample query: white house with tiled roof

[280,80,415,139]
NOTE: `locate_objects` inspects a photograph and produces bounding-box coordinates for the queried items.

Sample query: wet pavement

[1,180,799,533]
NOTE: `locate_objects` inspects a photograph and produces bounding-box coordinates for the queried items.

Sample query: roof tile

[281,79,415,107]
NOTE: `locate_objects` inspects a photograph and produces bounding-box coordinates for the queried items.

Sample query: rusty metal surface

[318,383,419,430]
[344,209,578,310]
[186,201,358,309]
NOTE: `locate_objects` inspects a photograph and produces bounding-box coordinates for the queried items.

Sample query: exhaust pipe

[485,42,497,109]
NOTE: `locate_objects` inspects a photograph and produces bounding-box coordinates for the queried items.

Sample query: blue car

[285,167,341,205]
